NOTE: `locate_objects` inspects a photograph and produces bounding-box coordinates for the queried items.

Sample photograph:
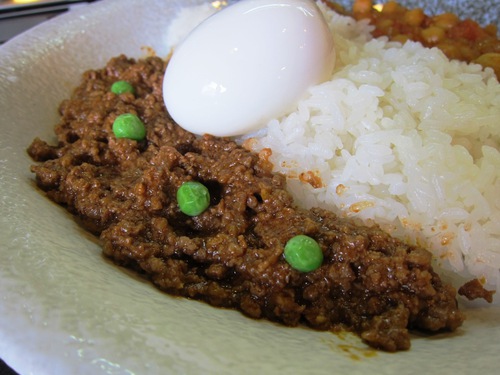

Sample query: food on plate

[28,55,463,352]
[243,1,500,297]
[110,80,136,96]
[27,0,499,352]
[350,0,500,77]
[176,181,211,216]
[284,234,324,272]
[163,0,336,136]
[459,278,495,303]
[112,113,147,141]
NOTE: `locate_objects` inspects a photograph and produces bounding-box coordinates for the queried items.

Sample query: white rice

[169,2,500,297]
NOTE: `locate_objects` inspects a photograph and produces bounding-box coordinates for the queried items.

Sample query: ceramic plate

[1,0,499,374]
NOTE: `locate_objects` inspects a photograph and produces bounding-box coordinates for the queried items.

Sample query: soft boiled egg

[163,0,336,137]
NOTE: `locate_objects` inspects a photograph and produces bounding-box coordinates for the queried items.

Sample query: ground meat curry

[28,55,465,352]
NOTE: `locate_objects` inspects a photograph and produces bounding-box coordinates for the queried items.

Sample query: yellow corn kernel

[421,26,446,44]
[459,45,477,62]
[473,52,500,78]
[436,42,462,61]
[484,24,498,37]
[353,0,373,14]
[376,18,394,33]
[381,1,400,14]
[404,8,425,27]
[392,34,410,44]
[432,12,459,29]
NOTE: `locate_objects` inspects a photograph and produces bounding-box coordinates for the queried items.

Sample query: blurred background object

[0,0,99,43]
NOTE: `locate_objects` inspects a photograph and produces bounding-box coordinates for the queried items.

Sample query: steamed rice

[169,2,500,297]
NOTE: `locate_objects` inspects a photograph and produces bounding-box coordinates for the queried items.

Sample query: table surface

[0,359,17,375]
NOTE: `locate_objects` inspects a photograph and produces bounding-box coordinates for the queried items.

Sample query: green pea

[112,113,146,141]
[284,235,323,272]
[177,181,210,216]
[111,80,135,95]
